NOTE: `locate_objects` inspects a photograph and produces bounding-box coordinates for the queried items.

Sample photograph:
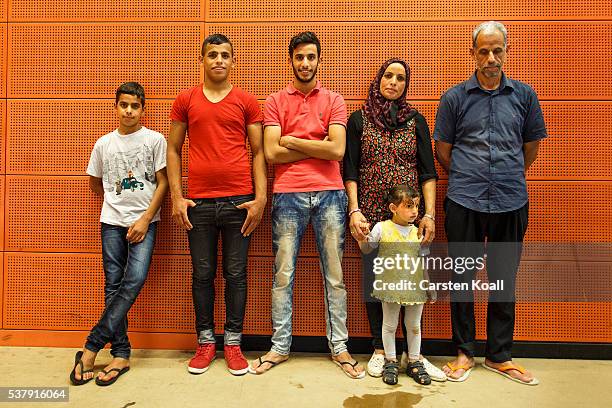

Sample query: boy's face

[115,94,144,130]
[200,43,235,83]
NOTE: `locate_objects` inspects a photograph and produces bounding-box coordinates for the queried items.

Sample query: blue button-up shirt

[433,73,547,213]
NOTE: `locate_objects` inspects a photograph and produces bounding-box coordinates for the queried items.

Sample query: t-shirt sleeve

[366,222,383,248]
[343,110,363,182]
[415,113,438,183]
[522,87,547,142]
[263,94,281,127]
[244,92,263,125]
[432,92,456,144]
[86,140,103,178]
[153,134,167,172]
[169,90,189,124]
[329,93,347,126]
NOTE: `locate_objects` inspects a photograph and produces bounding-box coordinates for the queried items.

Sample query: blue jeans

[187,195,252,345]
[85,222,157,359]
[270,190,349,355]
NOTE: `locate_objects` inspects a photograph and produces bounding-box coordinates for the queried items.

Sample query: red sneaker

[224,345,249,376]
[188,343,216,374]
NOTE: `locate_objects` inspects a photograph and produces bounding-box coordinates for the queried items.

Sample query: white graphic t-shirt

[87,126,167,227]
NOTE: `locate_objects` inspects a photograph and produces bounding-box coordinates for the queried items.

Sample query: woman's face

[379,63,407,101]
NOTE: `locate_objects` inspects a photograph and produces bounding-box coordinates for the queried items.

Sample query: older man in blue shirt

[434,21,546,386]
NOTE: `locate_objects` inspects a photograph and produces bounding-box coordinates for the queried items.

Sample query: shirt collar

[287,80,322,96]
[465,71,514,93]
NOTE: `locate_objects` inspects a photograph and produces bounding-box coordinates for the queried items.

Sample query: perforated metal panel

[0,177,4,252]
[0,100,5,173]
[516,302,612,342]
[8,0,203,21]
[529,102,612,180]
[0,26,6,98]
[208,0,612,21]
[8,24,201,98]
[5,176,102,252]
[2,2,611,348]
[4,253,105,329]
[6,100,189,175]
[206,22,612,100]
[526,182,612,243]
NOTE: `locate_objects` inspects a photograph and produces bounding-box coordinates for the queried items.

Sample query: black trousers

[444,198,528,362]
[187,195,253,336]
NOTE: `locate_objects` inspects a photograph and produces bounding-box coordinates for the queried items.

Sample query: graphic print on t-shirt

[102,144,155,195]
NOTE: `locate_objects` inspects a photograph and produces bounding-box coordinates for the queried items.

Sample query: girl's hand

[418,216,435,244]
[427,288,437,304]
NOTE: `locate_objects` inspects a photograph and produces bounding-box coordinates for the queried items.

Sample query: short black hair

[115,82,145,107]
[202,33,233,56]
[386,184,420,206]
[289,31,321,58]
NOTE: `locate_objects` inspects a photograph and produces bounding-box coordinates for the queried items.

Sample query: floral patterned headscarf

[363,58,415,130]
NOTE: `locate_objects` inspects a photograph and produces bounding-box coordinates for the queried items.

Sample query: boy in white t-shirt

[69,82,168,387]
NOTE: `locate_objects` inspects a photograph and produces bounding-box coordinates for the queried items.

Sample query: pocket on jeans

[230,194,254,208]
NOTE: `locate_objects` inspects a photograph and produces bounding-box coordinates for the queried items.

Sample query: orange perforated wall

[1,1,611,349]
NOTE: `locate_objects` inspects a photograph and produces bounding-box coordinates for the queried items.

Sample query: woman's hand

[349,211,370,241]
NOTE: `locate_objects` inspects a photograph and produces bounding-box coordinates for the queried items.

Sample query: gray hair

[472,21,508,48]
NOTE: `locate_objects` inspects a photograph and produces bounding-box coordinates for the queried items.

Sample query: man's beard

[293,64,318,83]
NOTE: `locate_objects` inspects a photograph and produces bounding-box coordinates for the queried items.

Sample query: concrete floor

[1,347,611,408]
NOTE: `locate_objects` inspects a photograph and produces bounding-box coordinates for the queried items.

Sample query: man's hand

[172,197,196,230]
[237,198,266,236]
[417,216,435,244]
[127,217,150,244]
[279,135,298,149]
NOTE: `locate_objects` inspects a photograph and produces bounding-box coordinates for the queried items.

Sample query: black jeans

[444,198,528,362]
[187,194,252,343]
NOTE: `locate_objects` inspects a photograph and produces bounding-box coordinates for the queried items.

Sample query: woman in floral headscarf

[343,58,443,382]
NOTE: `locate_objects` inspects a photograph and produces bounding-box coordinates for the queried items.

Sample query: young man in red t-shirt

[167,34,266,376]
[250,31,365,379]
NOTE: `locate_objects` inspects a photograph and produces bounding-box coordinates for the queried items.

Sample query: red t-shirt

[170,85,262,198]
[264,81,347,193]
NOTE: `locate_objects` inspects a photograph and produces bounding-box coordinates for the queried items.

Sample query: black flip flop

[249,357,285,374]
[95,366,130,386]
[333,359,366,379]
[69,351,94,386]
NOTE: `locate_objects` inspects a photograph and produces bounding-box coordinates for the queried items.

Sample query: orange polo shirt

[264,81,347,193]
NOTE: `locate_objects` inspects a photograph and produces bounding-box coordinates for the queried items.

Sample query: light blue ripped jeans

[270,189,349,356]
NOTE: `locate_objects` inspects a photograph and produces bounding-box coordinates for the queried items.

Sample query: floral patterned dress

[358,110,421,225]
